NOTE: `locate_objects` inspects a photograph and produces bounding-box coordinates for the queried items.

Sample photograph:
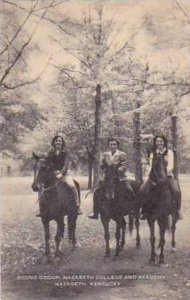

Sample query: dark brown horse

[95,165,141,258]
[142,154,180,264]
[31,153,80,258]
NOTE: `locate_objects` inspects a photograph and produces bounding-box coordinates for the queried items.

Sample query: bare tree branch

[50,60,86,76]
[2,0,75,37]
[50,37,95,73]
[1,33,28,67]
[2,0,66,13]
[2,78,39,90]
[0,4,36,57]
[180,87,190,96]
[174,0,189,18]
[0,9,48,86]
[29,0,69,12]
[1,55,50,89]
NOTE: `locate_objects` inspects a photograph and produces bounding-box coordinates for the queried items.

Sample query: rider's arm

[148,152,153,175]
[167,149,174,176]
[118,153,127,173]
[101,153,108,169]
[61,151,70,175]
[101,160,107,170]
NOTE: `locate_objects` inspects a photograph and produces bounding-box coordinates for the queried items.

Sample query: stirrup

[176,211,183,220]
[88,213,98,220]
[77,207,83,215]
[140,213,147,220]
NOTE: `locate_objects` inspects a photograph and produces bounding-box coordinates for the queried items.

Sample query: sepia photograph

[1,0,190,299]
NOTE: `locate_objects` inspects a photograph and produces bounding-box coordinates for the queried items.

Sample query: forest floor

[1,175,190,300]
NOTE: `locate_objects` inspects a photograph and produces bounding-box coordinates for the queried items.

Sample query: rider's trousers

[62,175,80,207]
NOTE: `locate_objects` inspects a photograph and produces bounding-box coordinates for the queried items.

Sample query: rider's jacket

[46,149,69,175]
[148,148,174,177]
[101,149,128,181]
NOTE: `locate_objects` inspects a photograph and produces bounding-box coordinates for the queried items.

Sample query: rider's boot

[140,206,148,220]
[140,213,147,220]
[36,201,42,217]
[176,210,183,220]
[77,206,83,215]
[88,212,99,219]
[88,194,99,219]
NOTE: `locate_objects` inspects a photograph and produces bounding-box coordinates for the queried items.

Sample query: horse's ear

[32,152,40,161]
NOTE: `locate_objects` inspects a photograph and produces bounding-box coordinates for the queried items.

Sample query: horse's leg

[68,216,72,244]
[157,218,166,264]
[171,214,177,250]
[134,209,141,248]
[68,213,77,250]
[42,218,50,256]
[147,217,156,263]
[120,217,126,251]
[101,215,110,258]
[158,214,176,250]
[55,217,64,256]
[115,220,122,257]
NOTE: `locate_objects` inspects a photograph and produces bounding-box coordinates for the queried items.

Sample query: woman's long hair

[152,135,168,153]
[51,135,66,149]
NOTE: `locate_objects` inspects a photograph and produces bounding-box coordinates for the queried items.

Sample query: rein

[37,181,59,201]
[85,182,100,199]
[151,153,168,184]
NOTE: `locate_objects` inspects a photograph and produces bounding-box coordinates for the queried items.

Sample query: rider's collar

[108,149,120,157]
[54,148,66,153]
[156,148,167,154]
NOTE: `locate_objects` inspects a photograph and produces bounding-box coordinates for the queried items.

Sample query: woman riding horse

[88,138,141,257]
[36,135,82,216]
[140,134,182,220]
[88,138,134,219]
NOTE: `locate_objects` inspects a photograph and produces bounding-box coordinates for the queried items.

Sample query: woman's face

[109,140,118,153]
[54,137,63,149]
[155,137,165,149]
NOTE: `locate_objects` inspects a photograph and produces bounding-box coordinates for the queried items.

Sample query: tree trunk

[171,113,179,181]
[87,150,94,189]
[93,84,102,187]
[133,103,143,183]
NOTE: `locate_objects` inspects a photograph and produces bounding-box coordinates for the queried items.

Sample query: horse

[141,154,180,264]
[94,164,141,258]
[31,153,80,258]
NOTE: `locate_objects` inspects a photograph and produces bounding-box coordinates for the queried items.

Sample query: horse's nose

[31,183,39,192]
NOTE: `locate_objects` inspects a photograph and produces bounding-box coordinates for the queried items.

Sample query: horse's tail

[166,215,172,233]
[74,180,81,204]
[128,212,134,235]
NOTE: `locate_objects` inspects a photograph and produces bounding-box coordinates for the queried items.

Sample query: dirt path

[1,176,190,300]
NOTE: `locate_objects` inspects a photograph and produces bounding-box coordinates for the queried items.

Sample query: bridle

[151,155,167,186]
[34,159,59,197]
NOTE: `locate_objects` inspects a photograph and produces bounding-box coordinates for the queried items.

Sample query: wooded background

[1,0,190,186]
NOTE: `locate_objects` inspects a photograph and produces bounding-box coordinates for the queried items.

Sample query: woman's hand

[54,170,63,179]
[118,167,123,174]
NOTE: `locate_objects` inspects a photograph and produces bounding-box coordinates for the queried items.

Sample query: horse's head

[104,164,119,200]
[150,154,168,186]
[31,152,54,192]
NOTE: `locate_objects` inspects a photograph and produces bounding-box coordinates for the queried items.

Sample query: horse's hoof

[113,255,120,261]
[120,244,125,251]
[171,247,177,252]
[55,250,63,257]
[54,255,62,262]
[103,254,111,262]
[149,259,156,266]
[71,245,76,251]
[136,243,141,249]
[42,255,51,264]
[158,259,165,265]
